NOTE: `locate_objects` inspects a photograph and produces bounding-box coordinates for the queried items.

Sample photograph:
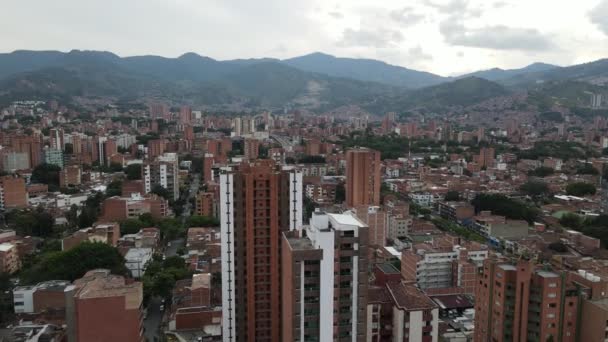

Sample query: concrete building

[0,175,28,210]
[43,147,63,168]
[472,211,529,239]
[124,248,153,278]
[346,148,381,208]
[437,202,475,224]
[281,210,369,342]
[61,222,121,251]
[0,242,20,274]
[387,282,439,342]
[67,269,144,342]
[2,151,29,172]
[101,193,169,222]
[143,152,180,200]
[354,205,387,248]
[243,138,260,160]
[195,192,216,218]
[401,237,488,294]
[59,165,82,188]
[13,280,71,315]
[220,160,302,342]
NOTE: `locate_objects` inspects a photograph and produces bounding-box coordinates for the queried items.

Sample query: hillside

[460,63,558,82]
[283,52,446,88]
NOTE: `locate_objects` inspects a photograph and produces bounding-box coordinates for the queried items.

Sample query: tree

[105,180,122,197]
[20,242,128,284]
[125,164,142,180]
[109,162,123,173]
[471,194,539,224]
[335,183,346,203]
[120,219,146,235]
[559,213,584,230]
[187,215,219,227]
[548,242,568,253]
[31,163,61,188]
[520,180,550,197]
[151,184,170,200]
[444,191,461,201]
[576,163,599,175]
[7,207,55,237]
[528,166,554,177]
[566,182,596,197]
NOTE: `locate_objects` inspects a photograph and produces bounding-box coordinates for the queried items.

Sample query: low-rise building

[124,248,153,278]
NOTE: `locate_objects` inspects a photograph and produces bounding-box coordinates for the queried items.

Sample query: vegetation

[528,166,554,177]
[471,194,539,223]
[444,191,461,201]
[342,132,409,159]
[432,218,486,243]
[517,141,595,161]
[565,182,597,197]
[297,155,326,164]
[142,255,192,303]
[576,163,599,175]
[20,242,129,285]
[125,164,142,180]
[560,214,608,247]
[31,163,61,191]
[519,180,551,197]
[187,215,220,227]
[6,206,55,237]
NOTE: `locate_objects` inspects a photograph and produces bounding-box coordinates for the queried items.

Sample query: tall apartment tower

[220,161,303,342]
[143,153,180,200]
[474,258,586,342]
[346,148,381,208]
[282,210,369,342]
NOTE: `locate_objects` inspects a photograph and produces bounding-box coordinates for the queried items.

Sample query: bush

[566,182,596,197]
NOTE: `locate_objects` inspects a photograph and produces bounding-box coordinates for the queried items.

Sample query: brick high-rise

[220,160,302,342]
[474,258,594,342]
[0,175,28,210]
[346,148,381,207]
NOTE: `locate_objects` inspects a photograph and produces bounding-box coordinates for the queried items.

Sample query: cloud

[337,28,404,48]
[389,7,425,26]
[407,46,433,61]
[439,18,554,51]
[328,11,344,19]
[423,0,482,17]
[589,0,608,35]
[493,1,508,9]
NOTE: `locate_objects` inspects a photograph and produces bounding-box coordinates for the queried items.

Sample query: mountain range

[0,50,606,113]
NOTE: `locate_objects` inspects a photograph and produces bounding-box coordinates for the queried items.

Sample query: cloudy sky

[3,0,608,76]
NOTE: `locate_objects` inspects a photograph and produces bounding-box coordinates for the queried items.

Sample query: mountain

[0,52,395,110]
[460,63,558,81]
[502,59,608,86]
[282,52,447,88]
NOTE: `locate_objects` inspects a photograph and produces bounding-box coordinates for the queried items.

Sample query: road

[143,173,199,341]
[144,297,162,342]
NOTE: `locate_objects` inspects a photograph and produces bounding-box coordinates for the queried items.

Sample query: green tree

[559,213,584,229]
[444,191,461,201]
[528,166,554,177]
[125,164,142,180]
[120,219,145,235]
[20,242,128,284]
[31,163,61,189]
[576,163,599,175]
[335,183,346,203]
[471,194,539,224]
[106,180,122,197]
[565,182,597,196]
[187,215,219,227]
[151,184,170,200]
[520,180,550,197]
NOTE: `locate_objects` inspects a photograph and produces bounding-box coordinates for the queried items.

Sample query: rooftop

[387,282,437,311]
[328,213,367,229]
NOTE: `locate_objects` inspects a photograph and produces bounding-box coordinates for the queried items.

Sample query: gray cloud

[439,18,554,51]
[338,28,404,48]
[589,0,608,35]
[328,11,344,19]
[389,7,425,26]
[423,0,482,17]
[407,46,433,61]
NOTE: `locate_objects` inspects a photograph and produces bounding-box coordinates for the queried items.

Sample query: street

[144,297,162,342]
[143,173,199,341]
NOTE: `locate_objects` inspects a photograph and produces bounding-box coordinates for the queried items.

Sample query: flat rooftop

[387,282,437,311]
[328,213,367,229]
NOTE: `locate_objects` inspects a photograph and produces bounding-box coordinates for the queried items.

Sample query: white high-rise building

[143,153,179,200]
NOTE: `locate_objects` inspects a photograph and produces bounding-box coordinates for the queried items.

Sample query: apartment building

[143,152,180,200]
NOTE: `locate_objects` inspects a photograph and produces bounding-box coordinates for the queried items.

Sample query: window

[548,283,557,288]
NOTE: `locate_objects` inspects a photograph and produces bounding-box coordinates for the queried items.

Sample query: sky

[2,0,608,76]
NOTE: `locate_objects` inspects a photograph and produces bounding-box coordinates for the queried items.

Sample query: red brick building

[0,175,28,209]
[68,269,144,342]
[346,148,381,207]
